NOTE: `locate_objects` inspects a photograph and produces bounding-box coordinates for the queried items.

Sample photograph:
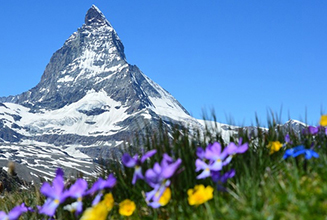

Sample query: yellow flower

[268,141,283,155]
[80,193,114,220]
[320,115,327,126]
[187,184,214,206]
[119,199,136,216]
[159,187,171,206]
[102,193,115,211]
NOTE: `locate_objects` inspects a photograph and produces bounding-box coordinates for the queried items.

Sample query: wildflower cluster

[122,150,182,208]
[195,139,248,188]
[269,115,327,161]
[0,167,132,219]
[0,115,326,219]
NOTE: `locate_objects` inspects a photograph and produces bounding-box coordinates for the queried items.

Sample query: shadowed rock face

[0,164,31,191]
[85,5,111,26]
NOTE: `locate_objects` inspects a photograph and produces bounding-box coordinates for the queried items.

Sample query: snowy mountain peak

[0,6,206,181]
[85,5,111,27]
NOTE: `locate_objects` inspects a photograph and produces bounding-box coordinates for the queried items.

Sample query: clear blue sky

[0,1,326,126]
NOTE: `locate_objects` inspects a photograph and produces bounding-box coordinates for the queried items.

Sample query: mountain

[0,6,307,183]
[0,5,205,182]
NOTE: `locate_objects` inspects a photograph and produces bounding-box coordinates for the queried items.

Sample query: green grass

[1,116,327,219]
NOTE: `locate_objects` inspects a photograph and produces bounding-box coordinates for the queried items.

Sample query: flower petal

[122,153,137,167]
[39,198,60,217]
[195,159,209,172]
[103,174,117,188]
[209,159,223,171]
[0,212,7,219]
[196,147,205,159]
[161,154,173,168]
[196,168,211,179]
[40,182,57,199]
[236,143,248,154]
[140,149,157,163]
[52,175,65,198]
[68,179,88,198]
[153,162,162,174]
[132,166,144,184]
[56,168,64,177]
[8,203,28,219]
[205,142,222,160]
[304,150,319,159]
[87,178,104,195]
[92,193,103,206]
[161,158,181,179]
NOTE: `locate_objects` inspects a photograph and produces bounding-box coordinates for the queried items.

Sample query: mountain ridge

[0,5,203,181]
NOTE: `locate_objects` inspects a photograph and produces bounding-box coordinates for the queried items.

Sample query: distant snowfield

[2,90,130,137]
[1,83,206,139]
[196,119,238,143]
[0,140,98,183]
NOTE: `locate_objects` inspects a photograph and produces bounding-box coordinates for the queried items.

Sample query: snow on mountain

[0,5,206,182]
[196,119,238,143]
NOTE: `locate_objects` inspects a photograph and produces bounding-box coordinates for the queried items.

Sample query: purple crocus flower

[66,178,88,215]
[227,138,249,154]
[0,203,29,220]
[145,154,181,188]
[196,147,205,160]
[283,145,319,160]
[308,126,319,135]
[204,142,229,171]
[285,134,292,144]
[145,181,170,208]
[211,169,235,191]
[195,141,248,179]
[195,142,229,179]
[86,174,116,206]
[39,168,70,216]
[122,149,157,184]
[211,169,235,183]
[144,154,181,208]
[224,138,248,164]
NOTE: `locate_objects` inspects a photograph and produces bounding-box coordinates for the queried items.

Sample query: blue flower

[283,145,319,159]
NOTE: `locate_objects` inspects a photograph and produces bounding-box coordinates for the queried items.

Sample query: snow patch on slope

[4,90,130,136]
[141,73,191,121]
